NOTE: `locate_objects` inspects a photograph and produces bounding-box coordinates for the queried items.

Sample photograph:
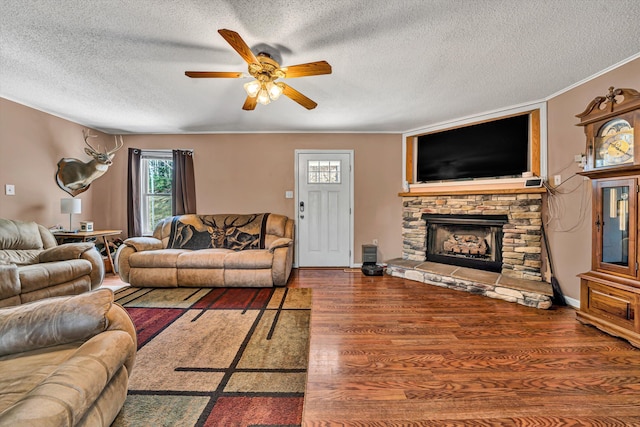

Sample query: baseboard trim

[564,295,580,309]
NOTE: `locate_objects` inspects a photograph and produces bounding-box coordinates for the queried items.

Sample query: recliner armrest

[268,237,292,253]
[124,237,164,252]
[39,243,104,288]
[39,242,95,262]
[0,289,114,357]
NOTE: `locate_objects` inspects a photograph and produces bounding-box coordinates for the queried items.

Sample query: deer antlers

[82,129,124,155]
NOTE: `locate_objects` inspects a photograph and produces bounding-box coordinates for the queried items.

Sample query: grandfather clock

[575,87,640,347]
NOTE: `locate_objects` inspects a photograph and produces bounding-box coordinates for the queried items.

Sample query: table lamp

[60,198,81,232]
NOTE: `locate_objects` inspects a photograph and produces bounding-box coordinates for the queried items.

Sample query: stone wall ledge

[385,258,553,310]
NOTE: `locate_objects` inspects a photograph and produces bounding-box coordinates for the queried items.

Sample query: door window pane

[308,160,341,184]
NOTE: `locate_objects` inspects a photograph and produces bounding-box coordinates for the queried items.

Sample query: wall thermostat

[524,178,543,188]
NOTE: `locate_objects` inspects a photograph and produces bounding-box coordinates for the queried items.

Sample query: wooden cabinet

[577,177,640,347]
[576,87,640,347]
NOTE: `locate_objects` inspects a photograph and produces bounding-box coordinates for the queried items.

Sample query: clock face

[594,118,634,168]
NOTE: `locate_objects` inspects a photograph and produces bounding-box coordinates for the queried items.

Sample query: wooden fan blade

[282,61,332,78]
[242,96,257,110]
[281,83,318,110]
[218,29,260,65]
[185,71,243,78]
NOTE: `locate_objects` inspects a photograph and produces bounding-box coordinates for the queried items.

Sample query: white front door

[296,150,353,267]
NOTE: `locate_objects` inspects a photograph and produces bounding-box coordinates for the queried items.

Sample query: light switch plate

[5,184,15,195]
[285,191,294,199]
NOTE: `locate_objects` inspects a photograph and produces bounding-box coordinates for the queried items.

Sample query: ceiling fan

[185,29,332,110]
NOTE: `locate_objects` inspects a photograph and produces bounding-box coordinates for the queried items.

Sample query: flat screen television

[416,114,530,182]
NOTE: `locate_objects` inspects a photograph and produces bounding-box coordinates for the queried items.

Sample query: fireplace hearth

[423,214,508,272]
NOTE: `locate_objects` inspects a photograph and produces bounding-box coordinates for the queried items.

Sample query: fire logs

[443,234,488,255]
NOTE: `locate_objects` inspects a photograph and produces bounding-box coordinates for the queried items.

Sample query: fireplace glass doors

[422,214,508,272]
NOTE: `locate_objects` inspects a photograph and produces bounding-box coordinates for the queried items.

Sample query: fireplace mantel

[399,187,545,197]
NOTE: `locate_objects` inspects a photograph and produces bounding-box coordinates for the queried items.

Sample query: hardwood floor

[290,268,640,426]
[103,269,640,425]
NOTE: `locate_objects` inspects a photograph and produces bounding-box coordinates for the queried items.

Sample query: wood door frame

[294,149,354,268]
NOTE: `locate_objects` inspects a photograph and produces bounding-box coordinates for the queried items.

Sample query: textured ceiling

[1,0,639,134]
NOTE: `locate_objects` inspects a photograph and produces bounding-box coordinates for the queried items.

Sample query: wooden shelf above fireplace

[399,187,546,197]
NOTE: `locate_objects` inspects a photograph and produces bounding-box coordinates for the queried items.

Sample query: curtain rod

[140,149,193,155]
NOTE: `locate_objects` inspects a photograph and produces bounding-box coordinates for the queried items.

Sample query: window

[141,151,173,235]
[308,160,341,184]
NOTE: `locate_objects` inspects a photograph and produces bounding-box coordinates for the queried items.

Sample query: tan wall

[2,56,637,277]
[88,133,405,265]
[0,98,103,228]
[1,98,403,265]
[546,57,640,302]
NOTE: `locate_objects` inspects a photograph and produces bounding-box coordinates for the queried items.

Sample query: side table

[53,230,122,275]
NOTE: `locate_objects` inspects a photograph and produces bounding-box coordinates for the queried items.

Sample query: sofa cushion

[0,264,20,301]
[224,249,273,269]
[18,260,92,293]
[176,249,230,268]
[0,219,43,250]
[0,249,42,265]
[265,214,288,237]
[20,278,92,305]
[0,332,134,426]
[0,343,79,414]
[128,249,190,268]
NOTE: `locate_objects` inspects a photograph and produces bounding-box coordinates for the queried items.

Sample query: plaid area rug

[111,287,311,427]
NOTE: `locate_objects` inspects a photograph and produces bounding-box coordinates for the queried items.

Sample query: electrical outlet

[373,239,378,246]
[5,184,15,195]
[553,175,562,186]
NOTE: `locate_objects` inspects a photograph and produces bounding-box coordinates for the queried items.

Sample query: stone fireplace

[402,193,543,281]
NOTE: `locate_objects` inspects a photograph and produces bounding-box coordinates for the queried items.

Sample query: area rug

[111,286,311,427]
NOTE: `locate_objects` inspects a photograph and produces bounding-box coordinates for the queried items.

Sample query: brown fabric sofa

[0,219,105,307]
[0,289,137,426]
[116,213,294,287]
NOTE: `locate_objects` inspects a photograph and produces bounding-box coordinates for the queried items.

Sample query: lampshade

[60,198,81,214]
[243,80,261,98]
[266,82,283,100]
[257,88,271,105]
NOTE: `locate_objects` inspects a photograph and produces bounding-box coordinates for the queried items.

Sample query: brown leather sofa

[0,219,105,307]
[0,288,137,426]
[116,213,294,287]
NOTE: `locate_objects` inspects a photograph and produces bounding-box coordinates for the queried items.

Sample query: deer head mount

[56,129,124,197]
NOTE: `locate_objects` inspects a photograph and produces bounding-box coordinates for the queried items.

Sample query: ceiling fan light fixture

[267,82,283,100]
[244,80,261,98]
[257,88,271,105]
